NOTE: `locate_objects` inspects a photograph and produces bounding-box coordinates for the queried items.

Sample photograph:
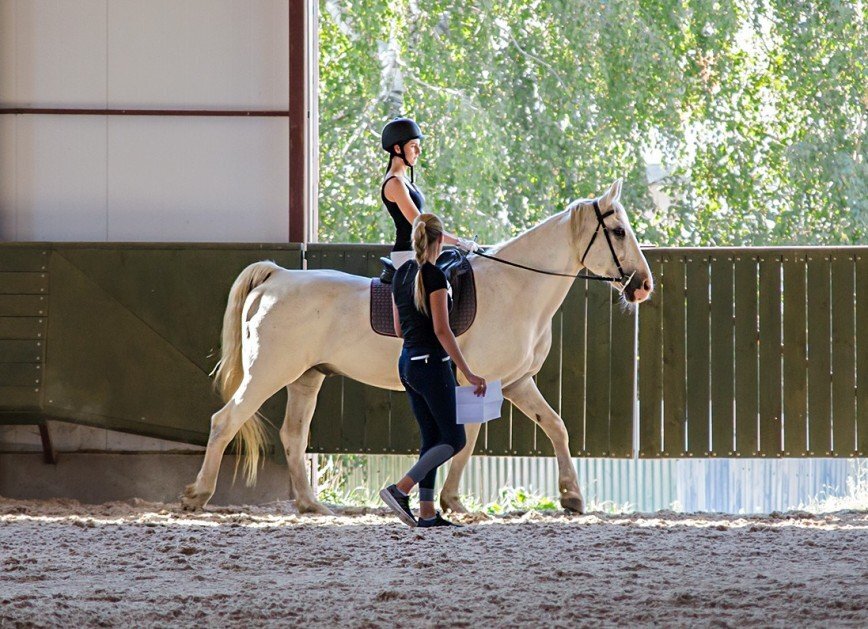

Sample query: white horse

[182,179,653,514]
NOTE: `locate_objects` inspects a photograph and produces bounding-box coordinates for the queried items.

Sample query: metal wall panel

[0,243,302,446]
[0,245,48,415]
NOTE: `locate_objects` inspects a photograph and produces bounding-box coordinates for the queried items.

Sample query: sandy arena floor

[1,498,866,627]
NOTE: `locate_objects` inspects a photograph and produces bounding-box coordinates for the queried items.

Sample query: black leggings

[399,349,467,502]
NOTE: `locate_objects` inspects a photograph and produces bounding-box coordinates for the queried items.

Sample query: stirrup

[379,257,396,284]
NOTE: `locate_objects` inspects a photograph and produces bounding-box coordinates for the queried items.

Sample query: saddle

[370,249,477,338]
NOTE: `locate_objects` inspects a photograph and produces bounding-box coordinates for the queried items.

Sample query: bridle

[579,200,634,289]
[473,200,636,294]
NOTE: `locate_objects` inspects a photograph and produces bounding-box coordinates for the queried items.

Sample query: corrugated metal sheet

[334,454,861,513]
[675,458,860,513]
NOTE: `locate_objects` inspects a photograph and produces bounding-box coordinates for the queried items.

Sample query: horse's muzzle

[623,273,653,303]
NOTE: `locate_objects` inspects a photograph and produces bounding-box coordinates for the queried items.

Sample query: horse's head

[570,179,653,304]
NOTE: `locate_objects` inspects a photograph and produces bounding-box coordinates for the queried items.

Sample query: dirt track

[1,498,866,627]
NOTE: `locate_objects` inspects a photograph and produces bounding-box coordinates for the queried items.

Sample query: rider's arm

[431,290,485,396]
[391,295,402,338]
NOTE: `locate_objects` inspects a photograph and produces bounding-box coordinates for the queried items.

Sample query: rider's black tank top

[382,176,425,252]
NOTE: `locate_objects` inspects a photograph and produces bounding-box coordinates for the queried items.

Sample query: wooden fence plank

[389,390,420,454]
[709,255,734,456]
[806,254,832,456]
[336,250,373,453]
[782,254,808,456]
[560,284,587,456]
[609,293,636,458]
[585,282,611,456]
[305,249,344,453]
[855,255,868,456]
[358,251,392,454]
[638,252,663,456]
[532,310,562,455]
[733,255,759,456]
[758,256,783,456]
[661,255,686,457]
[831,254,856,456]
[484,401,512,455]
[685,255,710,456]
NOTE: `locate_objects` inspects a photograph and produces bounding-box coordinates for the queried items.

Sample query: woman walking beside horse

[380,213,487,527]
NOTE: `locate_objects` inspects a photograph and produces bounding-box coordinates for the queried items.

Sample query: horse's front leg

[503,375,584,513]
[439,422,481,514]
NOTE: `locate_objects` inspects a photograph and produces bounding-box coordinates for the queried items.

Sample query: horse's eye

[613,227,626,238]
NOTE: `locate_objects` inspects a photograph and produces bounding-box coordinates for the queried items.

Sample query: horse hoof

[440,495,468,514]
[181,484,209,511]
[561,494,585,514]
[296,500,334,516]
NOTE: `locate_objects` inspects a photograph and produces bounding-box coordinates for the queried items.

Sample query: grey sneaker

[379,484,417,527]
[417,512,462,528]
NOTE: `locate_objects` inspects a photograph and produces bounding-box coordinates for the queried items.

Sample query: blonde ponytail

[411,213,444,316]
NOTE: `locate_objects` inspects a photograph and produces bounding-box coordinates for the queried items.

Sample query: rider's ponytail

[411,213,444,316]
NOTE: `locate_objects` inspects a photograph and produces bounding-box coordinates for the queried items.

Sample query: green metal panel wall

[638,247,868,458]
[304,244,637,458]
[0,245,49,422]
[0,244,303,445]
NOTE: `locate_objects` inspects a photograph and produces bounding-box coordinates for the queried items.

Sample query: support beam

[289,0,317,244]
[38,422,57,465]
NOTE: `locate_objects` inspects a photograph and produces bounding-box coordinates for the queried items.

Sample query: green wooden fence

[639,248,867,458]
[2,243,865,459]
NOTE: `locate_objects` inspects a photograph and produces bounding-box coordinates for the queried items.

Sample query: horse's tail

[213,260,282,487]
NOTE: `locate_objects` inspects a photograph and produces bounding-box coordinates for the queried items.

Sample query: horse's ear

[600,178,623,207]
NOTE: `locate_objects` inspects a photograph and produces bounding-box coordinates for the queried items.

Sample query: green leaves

[318,0,866,246]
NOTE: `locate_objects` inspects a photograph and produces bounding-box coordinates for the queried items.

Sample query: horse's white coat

[182,181,652,514]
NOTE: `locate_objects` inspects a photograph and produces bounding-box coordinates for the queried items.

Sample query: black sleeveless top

[392,261,451,355]
[381,176,425,252]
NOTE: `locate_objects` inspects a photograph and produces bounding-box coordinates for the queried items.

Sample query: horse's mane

[484,198,592,255]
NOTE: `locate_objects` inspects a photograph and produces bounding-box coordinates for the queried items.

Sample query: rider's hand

[456,237,480,253]
[466,373,487,397]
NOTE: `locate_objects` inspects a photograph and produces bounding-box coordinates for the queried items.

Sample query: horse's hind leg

[439,422,481,514]
[504,375,584,513]
[279,368,331,515]
[181,372,286,511]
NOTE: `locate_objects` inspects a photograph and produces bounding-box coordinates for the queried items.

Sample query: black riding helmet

[381,117,424,182]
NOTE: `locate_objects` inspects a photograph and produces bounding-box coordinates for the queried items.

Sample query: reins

[471,200,635,291]
[474,250,614,281]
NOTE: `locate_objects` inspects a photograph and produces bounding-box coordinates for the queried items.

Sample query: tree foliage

[318,0,866,246]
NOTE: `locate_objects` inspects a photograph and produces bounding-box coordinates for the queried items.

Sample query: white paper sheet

[455,379,503,424]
